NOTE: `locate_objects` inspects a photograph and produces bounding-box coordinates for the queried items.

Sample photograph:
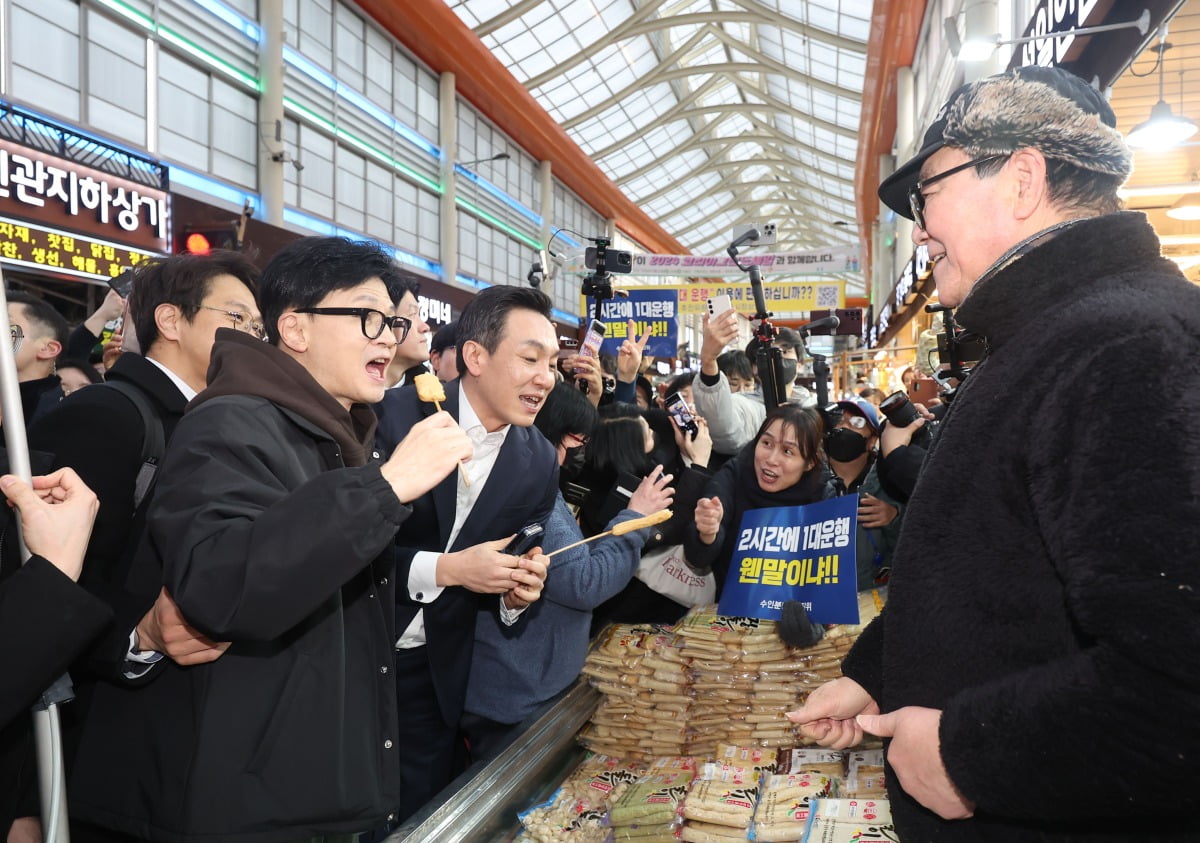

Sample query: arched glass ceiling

[446,0,869,294]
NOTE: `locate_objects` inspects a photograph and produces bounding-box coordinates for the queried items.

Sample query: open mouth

[759,467,779,484]
[519,393,544,412]
[365,357,390,383]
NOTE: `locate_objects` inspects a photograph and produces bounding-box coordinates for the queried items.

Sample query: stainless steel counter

[388,681,600,842]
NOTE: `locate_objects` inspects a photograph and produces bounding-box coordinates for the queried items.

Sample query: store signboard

[0,139,169,254]
[418,293,453,326]
[0,215,157,283]
[1017,0,1104,68]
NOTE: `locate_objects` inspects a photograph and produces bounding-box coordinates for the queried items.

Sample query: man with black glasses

[32,252,262,690]
[790,66,1200,841]
[69,237,477,842]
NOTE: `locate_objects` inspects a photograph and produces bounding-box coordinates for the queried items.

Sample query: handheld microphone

[799,315,840,336]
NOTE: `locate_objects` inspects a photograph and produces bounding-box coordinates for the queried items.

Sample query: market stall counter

[387,681,601,842]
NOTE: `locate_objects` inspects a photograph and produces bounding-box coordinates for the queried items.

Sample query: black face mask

[825,428,867,462]
[779,357,798,386]
[561,445,588,480]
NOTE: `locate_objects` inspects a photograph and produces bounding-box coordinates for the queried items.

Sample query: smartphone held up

[664,391,699,440]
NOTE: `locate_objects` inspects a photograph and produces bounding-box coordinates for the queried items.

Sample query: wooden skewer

[546,509,673,558]
[546,531,610,558]
[432,398,470,488]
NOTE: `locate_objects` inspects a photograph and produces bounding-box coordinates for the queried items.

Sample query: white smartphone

[707,294,733,318]
[574,319,605,373]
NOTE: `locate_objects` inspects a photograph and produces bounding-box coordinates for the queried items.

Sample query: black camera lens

[879,390,920,427]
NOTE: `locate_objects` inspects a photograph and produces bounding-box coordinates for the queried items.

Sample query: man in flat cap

[792,66,1200,841]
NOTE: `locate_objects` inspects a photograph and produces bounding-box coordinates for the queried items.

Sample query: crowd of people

[0,65,1196,843]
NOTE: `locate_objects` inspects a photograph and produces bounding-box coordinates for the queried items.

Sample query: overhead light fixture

[1167,192,1200,221]
[1127,30,1197,149]
[944,9,1149,62]
[457,152,511,168]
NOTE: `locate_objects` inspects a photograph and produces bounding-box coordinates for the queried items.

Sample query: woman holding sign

[685,404,826,592]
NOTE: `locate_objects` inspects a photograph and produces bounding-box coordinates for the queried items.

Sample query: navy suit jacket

[374,380,558,723]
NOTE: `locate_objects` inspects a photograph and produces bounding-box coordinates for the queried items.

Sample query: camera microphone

[778,601,821,648]
[799,315,840,336]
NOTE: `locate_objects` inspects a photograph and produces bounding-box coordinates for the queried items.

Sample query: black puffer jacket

[842,213,1200,841]
[70,331,411,842]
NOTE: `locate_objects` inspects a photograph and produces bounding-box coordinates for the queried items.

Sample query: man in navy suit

[374,284,558,820]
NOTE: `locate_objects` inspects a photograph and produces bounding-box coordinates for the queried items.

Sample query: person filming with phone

[692,293,811,461]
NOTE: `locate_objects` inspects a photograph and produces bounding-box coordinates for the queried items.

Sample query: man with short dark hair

[31,251,261,687]
[375,283,557,820]
[384,270,431,387]
[7,291,69,425]
[791,66,1200,841]
[69,236,479,841]
[428,319,458,383]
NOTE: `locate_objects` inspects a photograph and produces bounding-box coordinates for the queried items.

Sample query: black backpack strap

[103,381,166,509]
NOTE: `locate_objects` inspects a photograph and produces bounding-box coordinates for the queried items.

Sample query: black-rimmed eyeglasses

[908,153,1007,230]
[296,307,412,343]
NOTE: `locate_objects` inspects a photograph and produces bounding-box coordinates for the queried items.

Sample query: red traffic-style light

[177,223,241,255]
[186,232,213,255]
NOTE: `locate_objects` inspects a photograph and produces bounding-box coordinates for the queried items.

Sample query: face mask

[561,445,588,480]
[779,357,798,385]
[825,428,867,462]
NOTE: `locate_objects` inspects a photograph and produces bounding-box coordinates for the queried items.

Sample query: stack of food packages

[517,753,645,842]
[677,744,774,842]
[608,756,697,842]
[516,746,891,842]
[801,797,894,843]
[580,606,861,760]
[580,625,692,759]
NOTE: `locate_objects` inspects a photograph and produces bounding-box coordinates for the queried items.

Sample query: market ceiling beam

[355,0,688,255]
[522,5,862,92]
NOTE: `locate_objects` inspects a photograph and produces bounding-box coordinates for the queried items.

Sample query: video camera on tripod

[580,237,632,310]
[544,229,634,322]
[727,226,838,412]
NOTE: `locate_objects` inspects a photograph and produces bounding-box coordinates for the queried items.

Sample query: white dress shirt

[396,384,523,648]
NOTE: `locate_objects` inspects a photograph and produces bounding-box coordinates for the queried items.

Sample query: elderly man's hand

[858,707,975,820]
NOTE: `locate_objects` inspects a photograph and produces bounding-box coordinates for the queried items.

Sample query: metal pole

[0,266,73,842]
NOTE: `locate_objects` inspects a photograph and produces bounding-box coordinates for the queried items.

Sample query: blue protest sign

[596,290,678,357]
[717,495,860,624]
